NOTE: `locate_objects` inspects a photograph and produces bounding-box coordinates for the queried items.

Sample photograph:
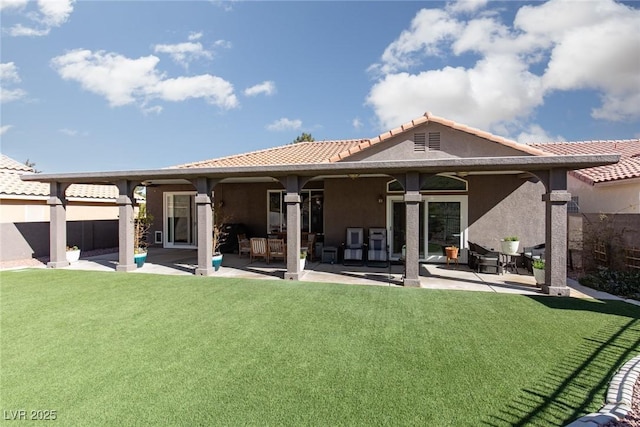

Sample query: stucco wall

[569,176,640,214]
[0,199,119,223]
[467,176,546,250]
[0,219,118,261]
[347,122,529,162]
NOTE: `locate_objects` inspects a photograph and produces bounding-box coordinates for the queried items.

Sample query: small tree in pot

[211,202,228,271]
[133,206,153,268]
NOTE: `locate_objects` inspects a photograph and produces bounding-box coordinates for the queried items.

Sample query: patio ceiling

[21,154,620,186]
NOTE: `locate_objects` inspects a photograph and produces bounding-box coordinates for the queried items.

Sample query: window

[267,190,324,233]
[568,196,580,213]
[386,175,467,193]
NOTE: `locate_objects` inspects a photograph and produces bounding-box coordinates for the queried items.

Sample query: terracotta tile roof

[1,155,118,200]
[173,139,367,168]
[174,113,550,170]
[328,112,549,162]
[530,140,640,184]
[0,154,34,172]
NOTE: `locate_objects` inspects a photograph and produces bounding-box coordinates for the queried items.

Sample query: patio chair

[250,238,269,263]
[367,228,389,267]
[468,241,500,274]
[267,238,286,263]
[237,234,251,257]
[304,233,316,261]
[342,227,365,265]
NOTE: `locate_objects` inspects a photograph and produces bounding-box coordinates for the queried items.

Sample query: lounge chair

[468,242,500,274]
[367,228,389,267]
[343,227,365,265]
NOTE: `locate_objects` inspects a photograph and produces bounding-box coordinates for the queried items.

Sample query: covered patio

[22,154,619,296]
[57,248,617,299]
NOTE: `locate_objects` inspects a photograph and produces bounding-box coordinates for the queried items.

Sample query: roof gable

[531,140,640,184]
[1,154,34,173]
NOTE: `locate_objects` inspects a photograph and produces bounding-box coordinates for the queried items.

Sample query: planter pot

[501,240,520,255]
[66,249,81,263]
[533,267,545,286]
[134,252,147,268]
[300,258,306,270]
[445,247,459,259]
[212,254,223,271]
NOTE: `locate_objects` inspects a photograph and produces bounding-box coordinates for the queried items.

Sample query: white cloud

[0,62,27,103]
[367,0,640,139]
[50,49,238,111]
[244,81,276,97]
[58,128,88,137]
[154,41,213,68]
[0,125,13,135]
[446,0,489,14]
[267,118,302,131]
[0,0,28,11]
[352,118,363,129]
[516,124,565,144]
[188,31,203,41]
[214,39,232,49]
[5,0,75,37]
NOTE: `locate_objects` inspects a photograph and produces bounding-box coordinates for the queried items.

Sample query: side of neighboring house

[0,154,120,261]
[532,140,640,268]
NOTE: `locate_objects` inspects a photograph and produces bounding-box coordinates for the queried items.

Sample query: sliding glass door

[164,192,197,248]
[387,195,467,262]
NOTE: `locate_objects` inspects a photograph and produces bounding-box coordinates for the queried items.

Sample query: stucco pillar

[47,182,70,268]
[192,178,218,276]
[116,180,137,272]
[541,169,571,296]
[404,172,422,287]
[543,191,571,295]
[283,175,303,281]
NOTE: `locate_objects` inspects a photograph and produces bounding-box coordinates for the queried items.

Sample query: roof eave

[20,154,621,184]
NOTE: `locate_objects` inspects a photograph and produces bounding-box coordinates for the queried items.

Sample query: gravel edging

[566,355,640,426]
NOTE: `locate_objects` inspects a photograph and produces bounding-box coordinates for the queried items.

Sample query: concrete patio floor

[50,248,624,300]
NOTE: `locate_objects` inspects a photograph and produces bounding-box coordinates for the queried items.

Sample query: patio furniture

[237,234,251,257]
[468,242,500,274]
[303,233,316,261]
[367,228,389,267]
[322,246,338,264]
[522,243,545,273]
[267,238,286,263]
[250,238,269,263]
[342,227,365,265]
[499,252,519,274]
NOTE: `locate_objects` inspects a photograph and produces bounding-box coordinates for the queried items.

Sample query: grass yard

[1,269,639,426]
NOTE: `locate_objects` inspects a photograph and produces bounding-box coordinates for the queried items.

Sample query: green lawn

[1,270,639,426]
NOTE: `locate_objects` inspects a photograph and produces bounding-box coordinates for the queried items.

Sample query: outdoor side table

[322,246,338,264]
[500,252,520,274]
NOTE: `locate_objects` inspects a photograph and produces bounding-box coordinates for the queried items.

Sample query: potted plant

[444,245,459,259]
[211,203,228,272]
[501,236,520,254]
[532,258,545,286]
[66,245,81,263]
[300,249,308,270]
[133,207,153,268]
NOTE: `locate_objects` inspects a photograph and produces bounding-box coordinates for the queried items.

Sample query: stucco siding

[468,176,546,250]
[568,176,640,214]
[347,122,529,162]
[0,199,118,223]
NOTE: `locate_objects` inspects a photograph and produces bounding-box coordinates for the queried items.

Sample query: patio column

[47,182,70,268]
[404,172,421,287]
[283,175,302,280]
[116,180,137,272]
[192,178,218,276]
[541,168,571,296]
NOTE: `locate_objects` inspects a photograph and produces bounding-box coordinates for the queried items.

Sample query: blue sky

[1,0,639,173]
